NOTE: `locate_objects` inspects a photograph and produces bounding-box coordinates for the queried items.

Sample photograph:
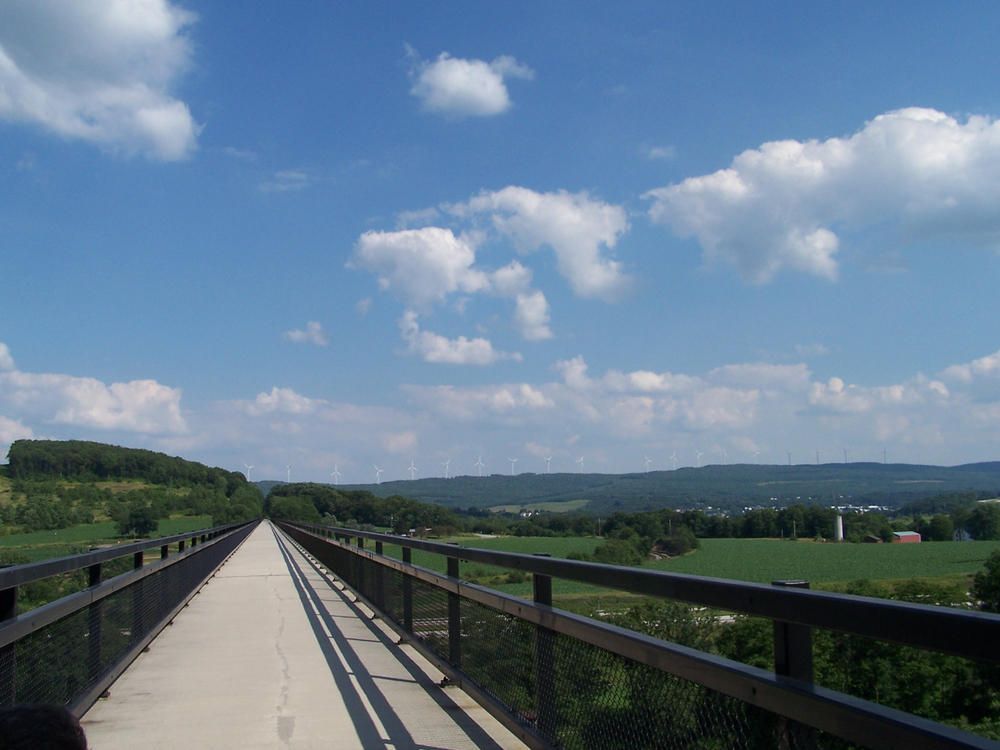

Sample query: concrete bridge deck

[80,522,526,750]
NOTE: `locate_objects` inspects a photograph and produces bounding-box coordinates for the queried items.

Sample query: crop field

[378,534,1000,599]
[648,538,1000,583]
[0,516,215,562]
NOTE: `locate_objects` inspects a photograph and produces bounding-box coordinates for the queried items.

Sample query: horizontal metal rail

[289,522,1000,665]
[0,520,251,590]
[278,522,1000,750]
[0,521,255,650]
[0,519,258,716]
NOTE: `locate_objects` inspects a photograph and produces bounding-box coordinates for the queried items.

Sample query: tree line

[2,440,262,537]
[7,439,247,493]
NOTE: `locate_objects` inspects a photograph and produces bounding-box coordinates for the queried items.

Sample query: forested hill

[341,462,1000,514]
[6,439,246,493]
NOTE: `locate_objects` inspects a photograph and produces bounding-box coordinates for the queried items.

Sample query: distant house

[953,528,975,542]
[892,531,921,543]
[862,534,883,544]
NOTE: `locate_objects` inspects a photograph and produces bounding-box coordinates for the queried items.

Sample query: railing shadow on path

[270,524,510,750]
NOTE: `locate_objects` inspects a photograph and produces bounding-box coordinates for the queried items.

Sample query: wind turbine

[243,463,254,482]
[441,459,451,479]
[844,447,848,464]
[752,451,760,464]
[644,455,652,473]
[508,457,518,475]
[883,448,887,464]
[669,452,677,470]
[374,465,383,484]
[695,450,703,468]
[331,466,341,486]
[285,465,291,483]
[408,461,417,480]
[722,449,728,466]
[816,450,820,465]
[577,455,585,473]
[544,456,552,473]
[787,451,791,466]
[475,456,485,477]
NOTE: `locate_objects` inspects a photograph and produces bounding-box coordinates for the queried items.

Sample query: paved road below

[82,521,526,750]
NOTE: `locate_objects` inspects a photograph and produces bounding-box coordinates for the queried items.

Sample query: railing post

[178,540,185,553]
[402,548,413,632]
[133,551,144,643]
[447,553,461,668]
[0,583,17,705]
[771,580,814,682]
[374,541,384,611]
[772,580,815,748]
[354,537,364,592]
[88,563,103,681]
[161,544,169,560]
[533,554,556,740]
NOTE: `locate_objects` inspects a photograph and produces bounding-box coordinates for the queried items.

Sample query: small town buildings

[892,531,921,543]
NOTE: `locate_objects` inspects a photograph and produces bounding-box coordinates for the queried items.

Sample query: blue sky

[3,1,1000,483]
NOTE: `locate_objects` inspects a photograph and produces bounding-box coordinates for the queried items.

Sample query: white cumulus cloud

[246,387,317,416]
[0,415,34,445]
[0,0,200,160]
[646,108,1000,283]
[513,290,553,341]
[409,51,534,117]
[399,310,521,365]
[283,321,330,346]
[0,370,186,433]
[0,344,14,372]
[450,186,632,302]
[350,227,489,312]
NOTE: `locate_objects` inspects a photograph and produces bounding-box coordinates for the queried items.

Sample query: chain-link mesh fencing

[283,528,862,750]
[0,525,252,709]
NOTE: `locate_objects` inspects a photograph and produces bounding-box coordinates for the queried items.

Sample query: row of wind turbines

[244,446,905,485]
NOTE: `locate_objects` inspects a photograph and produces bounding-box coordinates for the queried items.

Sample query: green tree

[969,504,1000,541]
[926,514,953,542]
[973,550,1000,613]
[116,501,159,537]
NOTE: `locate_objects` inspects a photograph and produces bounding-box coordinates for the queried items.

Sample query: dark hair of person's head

[0,703,88,750]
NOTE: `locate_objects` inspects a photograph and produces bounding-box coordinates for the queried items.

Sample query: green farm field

[649,538,1000,583]
[381,534,1000,597]
[0,516,215,562]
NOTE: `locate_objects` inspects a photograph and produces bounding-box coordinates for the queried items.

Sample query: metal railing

[276,521,999,750]
[0,519,258,716]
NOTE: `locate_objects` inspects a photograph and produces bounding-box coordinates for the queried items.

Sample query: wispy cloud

[643,144,675,160]
[283,321,330,346]
[259,170,312,193]
[223,146,257,161]
[399,311,521,365]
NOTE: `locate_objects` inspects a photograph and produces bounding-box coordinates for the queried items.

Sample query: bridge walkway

[80,521,526,750]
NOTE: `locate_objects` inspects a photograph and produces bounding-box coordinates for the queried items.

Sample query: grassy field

[0,516,215,562]
[648,538,1000,583]
[375,533,1000,599]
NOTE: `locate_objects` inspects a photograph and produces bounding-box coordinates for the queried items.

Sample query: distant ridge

[333,462,1000,514]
